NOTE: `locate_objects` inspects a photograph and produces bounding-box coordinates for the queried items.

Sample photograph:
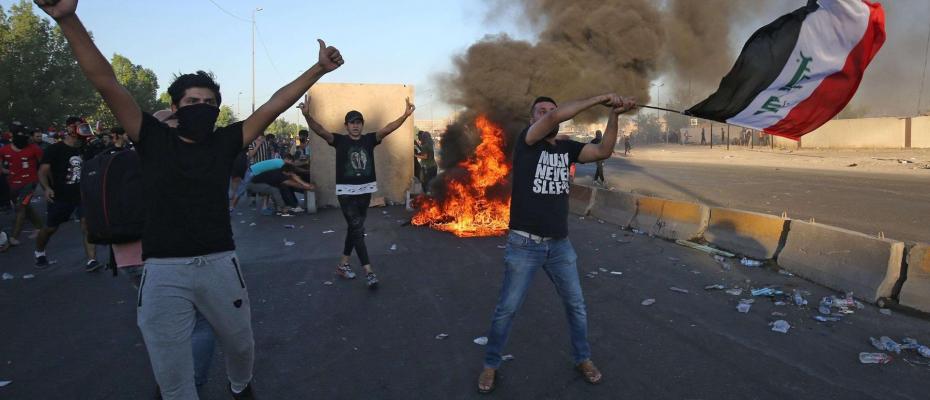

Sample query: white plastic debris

[249,222,256,227]
[740,258,763,267]
[771,320,791,334]
[502,354,515,361]
[323,281,334,286]
[435,333,449,340]
[322,230,335,234]
[725,288,743,296]
[2,273,13,280]
[669,287,689,294]
[610,271,623,276]
[0,380,10,387]
[474,336,488,346]
[641,298,656,306]
[737,303,751,313]
[284,239,296,247]
[879,309,892,316]
[496,245,506,249]
[22,274,35,279]
[390,244,397,251]
[599,268,608,273]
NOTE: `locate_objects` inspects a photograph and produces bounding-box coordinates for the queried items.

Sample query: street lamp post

[651,82,665,144]
[251,7,263,114]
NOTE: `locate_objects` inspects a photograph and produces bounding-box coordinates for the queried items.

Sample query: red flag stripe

[764,1,885,140]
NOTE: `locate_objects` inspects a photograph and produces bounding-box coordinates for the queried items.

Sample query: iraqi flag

[685,0,885,140]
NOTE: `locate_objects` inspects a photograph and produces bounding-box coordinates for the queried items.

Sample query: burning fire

[412,115,511,237]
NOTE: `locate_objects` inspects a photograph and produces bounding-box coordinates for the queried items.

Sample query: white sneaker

[290,207,305,213]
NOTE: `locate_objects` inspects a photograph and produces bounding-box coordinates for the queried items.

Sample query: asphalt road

[575,156,930,244]
[1,206,928,399]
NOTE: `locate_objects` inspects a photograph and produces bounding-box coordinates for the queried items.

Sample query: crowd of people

[3,1,636,398]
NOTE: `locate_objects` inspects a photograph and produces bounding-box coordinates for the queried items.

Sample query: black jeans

[338,193,371,266]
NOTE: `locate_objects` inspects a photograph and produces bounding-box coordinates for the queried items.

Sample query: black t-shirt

[508,127,586,239]
[252,169,288,187]
[329,133,380,195]
[135,113,243,259]
[40,142,84,204]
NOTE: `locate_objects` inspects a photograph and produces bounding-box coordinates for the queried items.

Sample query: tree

[216,105,237,127]
[265,118,300,138]
[92,53,160,128]
[632,112,662,143]
[157,91,171,110]
[0,1,96,128]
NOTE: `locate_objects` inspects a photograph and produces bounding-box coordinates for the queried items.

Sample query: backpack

[80,148,144,245]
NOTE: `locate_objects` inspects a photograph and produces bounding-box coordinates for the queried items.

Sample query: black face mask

[12,135,29,149]
[175,103,220,142]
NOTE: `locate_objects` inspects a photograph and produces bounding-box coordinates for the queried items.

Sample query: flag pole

[638,104,684,115]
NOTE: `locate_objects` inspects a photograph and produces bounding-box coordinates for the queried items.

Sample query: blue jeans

[483,231,591,368]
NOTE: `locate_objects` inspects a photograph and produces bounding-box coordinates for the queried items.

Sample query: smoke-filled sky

[442,0,930,120]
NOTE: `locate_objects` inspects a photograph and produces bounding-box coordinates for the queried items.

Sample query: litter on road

[22,274,34,279]
[474,336,488,346]
[676,240,736,257]
[435,333,449,340]
[704,284,725,291]
[859,352,892,364]
[641,298,656,306]
[669,287,690,294]
[740,258,763,267]
[2,273,13,280]
[502,354,515,361]
[737,303,751,313]
[610,271,623,276]
[725,288,743,296]
[322,230,335,234]
[771,320,791,334]
[284,239,296,247]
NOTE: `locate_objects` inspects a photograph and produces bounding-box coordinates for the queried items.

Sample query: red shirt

[0,143,43,190]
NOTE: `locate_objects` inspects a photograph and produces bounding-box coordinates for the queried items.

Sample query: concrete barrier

[704,208,788,260]
[629,196,709,241]
[778,220,905,303]
[589,190,639,227]
[899,243,930,313]
[569,184,596,216]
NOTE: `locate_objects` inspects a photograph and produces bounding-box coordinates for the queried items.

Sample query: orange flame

[412,115,511,237]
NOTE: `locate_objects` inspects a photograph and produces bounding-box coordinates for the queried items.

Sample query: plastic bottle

[919,346,930,359]
[859,352,892,364]
[869,337,885,351]
[736,303,751,313]
[879,336,902,354]
[741,258,763,267]
[771,320,790,333]
[792,290,808,306]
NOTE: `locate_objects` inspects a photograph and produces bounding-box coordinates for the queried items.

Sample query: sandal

[477,368,499,394]
[576,360,603,384]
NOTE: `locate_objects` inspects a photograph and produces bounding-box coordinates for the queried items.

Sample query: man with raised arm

[34,1,344,398]
[476,94,635,394]
[299,95,414,289]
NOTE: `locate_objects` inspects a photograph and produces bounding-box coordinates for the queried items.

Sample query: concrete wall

[307,83,415,207]
[800,117,906,149]
[910,116,930,148]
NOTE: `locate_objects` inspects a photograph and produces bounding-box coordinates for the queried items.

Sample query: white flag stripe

[727,0,870,129]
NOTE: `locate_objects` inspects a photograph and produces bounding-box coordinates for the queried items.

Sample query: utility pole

[251,7,263,114]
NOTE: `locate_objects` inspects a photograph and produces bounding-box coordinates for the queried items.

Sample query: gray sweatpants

[137,251,254,400]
